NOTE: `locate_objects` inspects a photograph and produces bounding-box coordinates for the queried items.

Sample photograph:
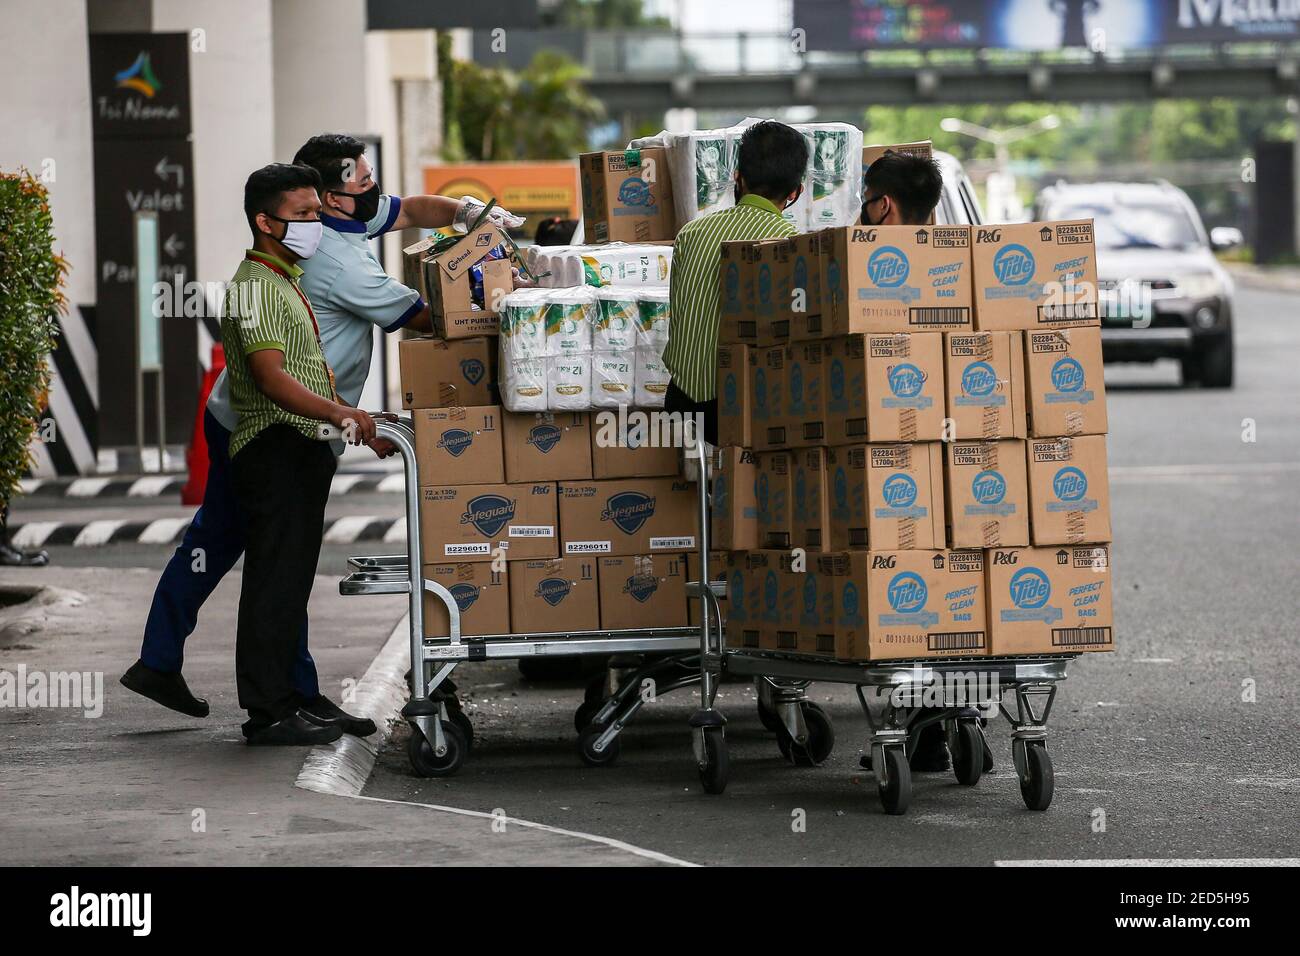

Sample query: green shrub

[0,169,65,511]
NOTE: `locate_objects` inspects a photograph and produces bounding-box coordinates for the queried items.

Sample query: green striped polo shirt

[220,250,336,457]
[662,193,797,401]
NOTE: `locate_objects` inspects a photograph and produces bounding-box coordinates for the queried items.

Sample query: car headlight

[1173,273,1222,300]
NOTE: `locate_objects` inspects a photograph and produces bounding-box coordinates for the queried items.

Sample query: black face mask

[335,183,381,223]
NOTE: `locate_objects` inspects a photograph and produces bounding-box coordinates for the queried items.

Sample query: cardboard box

[863,140,934,171]
[944,331,1028,441]
[986,545,1114,655]
[757,551,802,652]
[420,482,557,563]
[579,147,675,244]
[718,242,757,346]
[398,335,495,409]
[557,477,698,556]
[751,345,787,451]
[791,447,831,551]
[827,332,944,444]
[727,551,769,650]
[412,405,504,485]
[1024,327,1108,437]
[421,562,510,638]
[509,556,599,634]
[826,445,869,550]
[402,223,514,339]
[821,225,974,335]
[799,554,840,656]
[789,231,824,340]
[502,411,592,483]
[860,549,988,659]
[1026,435,1112,546]
[589,414,680,478]
[866,443,946,550]
[754,238,793,346]
[716,344,753,448]
[755,450,793,549]
[785,340,831,447]
[598,553,688,630]
[971,220,1100,331]
[686,549,729,628]
[945,440,1030,548]
[712,447,758,551]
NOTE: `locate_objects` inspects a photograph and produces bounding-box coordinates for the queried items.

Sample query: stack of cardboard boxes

[400,228,699,641]
[715,219,1115,661]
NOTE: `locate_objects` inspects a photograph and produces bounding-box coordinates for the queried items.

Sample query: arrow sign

[163,233,185,257]
[155,156,185,188]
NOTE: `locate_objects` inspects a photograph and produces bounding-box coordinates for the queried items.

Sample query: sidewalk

[1223,260,1300,293]
[0,566,657,865]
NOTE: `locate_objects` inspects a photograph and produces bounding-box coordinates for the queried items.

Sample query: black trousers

[230,425,336,726]
[665,380,718,447]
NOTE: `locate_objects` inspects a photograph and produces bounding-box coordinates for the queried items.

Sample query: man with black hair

[663,120,810,444]
[860,150,944,226]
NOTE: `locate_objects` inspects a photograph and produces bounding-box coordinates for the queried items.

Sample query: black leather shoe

[299,695,377,737]
[909,724,951,772]
[120,660,209,718]
[245,711,344,746]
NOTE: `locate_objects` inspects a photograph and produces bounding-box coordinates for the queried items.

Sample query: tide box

[791,447,831,551]
[944,331,1027,440]
[789,231,824,340]
[421,562,509,638]
[399,335,495,409]
[785,340,831,446]
[509,556,599,634]
[986,545,1114,655]
[598,553,688,630]
[558,477,697,556]
[1024,327,1108,437]
[826,445,868,550]
[724,552,759,649]
[751,345,787,451]
[802,554,846,657]
[717,344,753,448]
[945,440,1030,548]
[712,447,758,551]
[753,239,793,346]
[971,221,1100,331]
[412,406,504,485]
[860,549,988,659]
[756,450,793,549]
[589,414,679,478]
[863,443,946,550]
[821,225,974,335]
[502,411,592,483]
[827,332,944,444]
[757,551,802,652]
[719,242,757,346]
[1027,435,1112,546]
[579,147,675,244]
[420,482,557,563]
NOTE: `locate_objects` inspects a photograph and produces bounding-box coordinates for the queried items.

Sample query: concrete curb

[1224,262,1300,293]
[17,471,404,500]
[10,514,406,549]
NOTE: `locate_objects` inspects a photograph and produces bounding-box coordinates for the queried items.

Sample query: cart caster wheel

[1019,741,1054,811]
[698,726,729,795]
[873,746,912,815]
[755,696,783,734]
[775,702,835,767]
[951,721,983,786]
[573,697,606,733]
[577,724,621,767]
[407,721,466,778]
[449,709,474,752]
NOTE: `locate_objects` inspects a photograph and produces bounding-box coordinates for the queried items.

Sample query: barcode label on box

[650,536,696,550]
[509,525,554,537]
[1052,626,1113,647]
[445,543,491,556]
[565,540,611,554]
[909,306,970,326]
[1037,302,1098,324]
[927,630,987,652]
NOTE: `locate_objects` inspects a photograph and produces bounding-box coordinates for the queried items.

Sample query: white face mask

[267,216,323,259]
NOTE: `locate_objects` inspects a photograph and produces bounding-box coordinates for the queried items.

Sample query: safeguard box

[944,331,1028,441]
[557,477,698,556]
[791,447,831,551]
[789,231,825,340]
[986,545,1114,655]
[1026,435,1112,546]
[864,443,946,550]
[718,242,757,346]
[821,224,974,335]
[598,553,688,630]
[579,147,676,244]
[717,343,753,448]
[402,222,514,339]
[412,405,504,485]
[398,335,495,409]
[971,220,1100,331]
[945,440,1030,549]
[826,332,945,444]
[589,418,679,478]
[1024,327,1108,437]
[502,411,592,483]
[712,446,758,551]
[785,340,831,446]
[509,556,599,634]
[420,482,557,563]
[421,562,509,638]
[756,450,793,549]
[751,345,787,451]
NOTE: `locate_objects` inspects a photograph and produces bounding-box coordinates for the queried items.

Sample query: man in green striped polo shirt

[663,120,810,444]
[223,164,376,746]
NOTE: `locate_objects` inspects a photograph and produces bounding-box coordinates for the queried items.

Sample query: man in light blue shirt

[121,133,523,729]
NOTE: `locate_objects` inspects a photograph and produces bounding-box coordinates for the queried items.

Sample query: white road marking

[382,517,407,543]
[377,473,406,493]
[1109,461,1300,485]
[128,475,179,497]
[18,479,41,495]
[73,520,126,546]
[67,477,112,497]
[323,515,377,543]
[11,522,60,549]
[997,859,1300,867]
[1133,658,1174,664]
[139,517,191,544]
[330,474,365,496]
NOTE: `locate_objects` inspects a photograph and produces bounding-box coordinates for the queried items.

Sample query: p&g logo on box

[971,469,1007,505]
[1053,466,1088,502]
[961,361,998,397]
[449,583,480,613]
[992,244,1035,286]
[1051,356,1085,393]
[536,577,572,607]
[887,571,928,614]
[887,363,925,398]
[1009,566,1051,609]
[881,473,918,508]
[602,491,656,535]
[437,428,474,458]
[461,494,516,537]
[867,246,910,287]
[528,423,562,454]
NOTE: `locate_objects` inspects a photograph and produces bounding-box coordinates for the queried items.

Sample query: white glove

[453,196,526,233]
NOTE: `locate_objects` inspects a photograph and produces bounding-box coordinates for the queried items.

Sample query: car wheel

[1183,335,1234,389]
